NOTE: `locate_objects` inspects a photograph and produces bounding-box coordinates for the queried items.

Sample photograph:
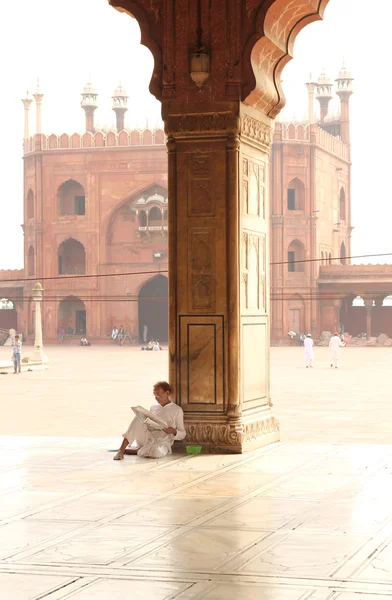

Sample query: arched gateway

[0,298,17,332]
[109,0,330,452]
[58,296,86,335]
[138,275,168,342]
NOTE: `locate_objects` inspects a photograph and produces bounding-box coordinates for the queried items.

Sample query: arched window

[58,238,86,275]
[287,178,305,211]
[340,241,347,265]
[139,210,147,227]
[59,296,86,335]
[28,246,35,277]
[163,209,168,221]
[339,187,346,221]
[27,189,34,219]
[57,180,86,216]
[287,240,305,273]
[149,206,162,225]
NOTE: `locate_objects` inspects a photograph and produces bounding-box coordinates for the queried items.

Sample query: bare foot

[113,451,124,461]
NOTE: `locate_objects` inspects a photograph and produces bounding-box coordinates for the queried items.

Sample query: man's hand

[163,427,177,435]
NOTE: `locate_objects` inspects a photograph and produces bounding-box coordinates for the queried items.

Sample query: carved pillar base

[184,408,280,453]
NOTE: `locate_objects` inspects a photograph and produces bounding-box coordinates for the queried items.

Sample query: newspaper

[131,405,168,430]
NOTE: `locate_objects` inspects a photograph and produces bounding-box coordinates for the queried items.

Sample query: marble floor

[2,346,392,598]
[1,436,392,599]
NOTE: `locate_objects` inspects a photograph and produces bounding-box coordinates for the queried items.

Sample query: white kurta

[304,337,314,359]
[123,401,186,458]
[329,335,341,358]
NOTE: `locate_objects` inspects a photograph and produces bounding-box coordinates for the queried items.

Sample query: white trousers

[123,417,173,458]
[305,354,313,367]
[330,351,339,367]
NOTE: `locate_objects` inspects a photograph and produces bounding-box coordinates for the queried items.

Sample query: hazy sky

[0,0,389,270]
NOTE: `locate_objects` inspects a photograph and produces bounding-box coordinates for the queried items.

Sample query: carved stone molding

[166,112,240,137]
[240,115,273,150]
[185,414,280,448]
[243,415,280,443]
[186,423,242,447]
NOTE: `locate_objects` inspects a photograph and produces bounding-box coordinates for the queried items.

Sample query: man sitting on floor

[113,381,186,459]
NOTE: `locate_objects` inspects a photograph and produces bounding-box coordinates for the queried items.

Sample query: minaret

[21,91,33,139]
[305,73,316,124]
[112,82,128,131]
[81,78,98,133]
[315,69,333,122]
[335,62,354,145]
[33,79,44,134]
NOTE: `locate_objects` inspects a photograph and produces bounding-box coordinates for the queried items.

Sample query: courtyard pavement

[1,345,392,599]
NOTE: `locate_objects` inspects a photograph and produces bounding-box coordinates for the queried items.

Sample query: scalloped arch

[108,0,162,99]
[244,0,330,116]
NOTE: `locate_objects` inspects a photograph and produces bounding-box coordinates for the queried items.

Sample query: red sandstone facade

[1,68,391,344]
[270,66,353,342]
[0,82,169,343]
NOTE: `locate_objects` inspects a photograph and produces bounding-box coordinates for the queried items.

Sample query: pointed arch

[26,189,34,219]
[57,179,86,216]
[27,245,35,277]
[287,239,305,273]
[58,238,86,275]
[287,177,305,211]
[340,241,347,265]
[339,187,346,221]
[138,274,168,342]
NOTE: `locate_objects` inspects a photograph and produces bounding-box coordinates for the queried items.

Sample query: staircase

[0,328,9,346]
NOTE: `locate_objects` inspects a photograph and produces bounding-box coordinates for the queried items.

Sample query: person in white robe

[304,333,314,368]
[113,381,186,459]
[329,332,343,368]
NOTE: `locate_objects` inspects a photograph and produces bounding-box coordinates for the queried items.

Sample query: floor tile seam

[34,577,84,600]
[332,519,392,572]
[116,525,279,570]
[0,483,138,527]
[3,562,392,592]
[218,524,371,575]
[332,527,392,581]
[1,521,103,562]
[90,445,308,515]
[41,576,102,600]
[3,521,179,564]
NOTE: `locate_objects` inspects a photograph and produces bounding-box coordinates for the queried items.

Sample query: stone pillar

[30,282,48,364]
[365,300,373,340]
[165,104,279,452]
[108,0,330,452]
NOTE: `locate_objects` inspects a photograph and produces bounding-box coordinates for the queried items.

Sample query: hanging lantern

[190,51,210,88]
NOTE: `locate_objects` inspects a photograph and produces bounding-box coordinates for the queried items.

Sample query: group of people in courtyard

[304,331,345,369]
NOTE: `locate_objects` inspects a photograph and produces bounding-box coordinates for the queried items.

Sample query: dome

[336,64,353,81]
[317,69,332,86]
[82,79,97,96]
[113,82,128,98]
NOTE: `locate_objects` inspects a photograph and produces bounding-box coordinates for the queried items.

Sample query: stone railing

[0,269,24,282]
[279,122,349,161]
[319,264,392,280]
[280,122,310,142]
[23,128,166,154]
[315,127,349,161]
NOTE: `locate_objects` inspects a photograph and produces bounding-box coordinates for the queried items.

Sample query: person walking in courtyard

[329,332,343,368]
[113,381,186,460]
[12,334,22,374]
[304,333,314,368]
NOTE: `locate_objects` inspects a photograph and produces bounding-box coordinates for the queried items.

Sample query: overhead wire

[2,251,392,285]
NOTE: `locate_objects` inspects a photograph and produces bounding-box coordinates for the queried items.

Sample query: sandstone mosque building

[1,68,392,344]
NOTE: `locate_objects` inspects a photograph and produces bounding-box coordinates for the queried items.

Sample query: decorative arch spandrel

[108,0,330,114]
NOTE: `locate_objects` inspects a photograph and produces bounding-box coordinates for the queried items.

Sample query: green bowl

[186,444,202,455]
